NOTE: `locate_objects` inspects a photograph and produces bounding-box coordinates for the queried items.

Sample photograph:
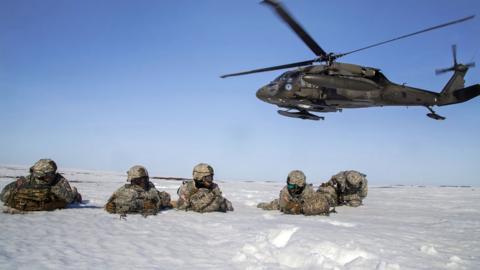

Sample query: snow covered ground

[0,166,479,270]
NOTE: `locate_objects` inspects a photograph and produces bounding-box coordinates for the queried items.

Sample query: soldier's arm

[279,186,304,214]
[359,180,368,198]
[222,198,234,212]
[157,191,172,209]
[50,175,75,203]
[278,187,291,210]
[176,181,192,210]
[189,189,217,212]
[104,194,117,213]
[208,186,233,212]
[142,200,158,216]
[283,199,303,215]
[257,198,279,210]
[211,186,222,196]
[0,181,18,203]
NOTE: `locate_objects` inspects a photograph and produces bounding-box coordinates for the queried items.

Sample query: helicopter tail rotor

[436,45,475,75]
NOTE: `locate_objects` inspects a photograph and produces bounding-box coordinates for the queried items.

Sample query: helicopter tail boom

[438,84,480,106]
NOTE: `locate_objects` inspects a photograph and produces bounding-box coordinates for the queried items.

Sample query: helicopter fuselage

[221,1,477,120]
[255,62,442,113]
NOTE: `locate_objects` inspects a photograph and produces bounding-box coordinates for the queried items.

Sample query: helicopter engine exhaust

[277,110,324,121]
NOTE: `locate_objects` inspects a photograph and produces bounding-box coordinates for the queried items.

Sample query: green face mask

[287,183,305,195]
[287,183,299,190]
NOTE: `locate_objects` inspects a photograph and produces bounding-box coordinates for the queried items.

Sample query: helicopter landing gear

[426,106,446,120]
[277,110,324,121]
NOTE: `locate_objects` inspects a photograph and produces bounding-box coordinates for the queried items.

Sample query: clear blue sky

[1,0,479,185]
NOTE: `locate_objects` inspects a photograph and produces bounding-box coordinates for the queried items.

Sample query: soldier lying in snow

[105,165,172,216]
[176,163,233,213]
[257,170,332,216]
[318,170,368,207]
[1,159,82,212]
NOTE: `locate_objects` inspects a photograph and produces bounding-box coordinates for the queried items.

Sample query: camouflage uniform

[0,159,82,212]
[105,165,171,216]
[321,170,368,207]
[258,170,331,215]
[176,163,233,213]
[317,183,338,207]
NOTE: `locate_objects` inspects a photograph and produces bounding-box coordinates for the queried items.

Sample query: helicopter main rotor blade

[220,59,315,78]
[336,15,475,59]
[262,0,327,58]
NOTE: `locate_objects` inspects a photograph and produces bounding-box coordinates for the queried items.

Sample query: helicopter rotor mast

[220,0,474,78]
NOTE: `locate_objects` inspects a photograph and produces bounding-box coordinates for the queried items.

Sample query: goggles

[33,171,55,181]
[287,182,305,196]
[287,183,299,190]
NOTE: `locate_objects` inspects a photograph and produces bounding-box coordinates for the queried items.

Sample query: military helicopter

[221,0,479,121]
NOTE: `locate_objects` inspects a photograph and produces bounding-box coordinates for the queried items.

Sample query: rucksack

[6,184,68,211]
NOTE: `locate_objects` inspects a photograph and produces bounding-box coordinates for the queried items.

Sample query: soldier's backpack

[6,184,68,211]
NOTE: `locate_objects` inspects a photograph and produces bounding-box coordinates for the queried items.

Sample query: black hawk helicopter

[221,0,479,121]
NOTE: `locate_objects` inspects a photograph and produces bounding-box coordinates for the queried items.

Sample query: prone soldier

[176,163,233,213]
[1,159,82,213]
[105,165,172,216]
[319,170,368,207]
[258,170,331,216]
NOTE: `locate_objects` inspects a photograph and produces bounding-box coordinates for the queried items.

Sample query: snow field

[0,166,479,269]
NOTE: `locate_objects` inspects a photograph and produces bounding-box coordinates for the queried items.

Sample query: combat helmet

[127,165,149,181]
[193,163,214,181]
[345,171,365,187]
[30,159,57,179]
[287,170,306,187]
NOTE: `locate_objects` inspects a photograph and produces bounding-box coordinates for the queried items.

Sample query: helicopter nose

[256,83,279,101]
[256,87,268,101]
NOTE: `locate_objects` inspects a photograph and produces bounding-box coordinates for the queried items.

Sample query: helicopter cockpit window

[272,71,300,83]
[371,70,390,84]
[272,74,285,82]
[362,68,376,77]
